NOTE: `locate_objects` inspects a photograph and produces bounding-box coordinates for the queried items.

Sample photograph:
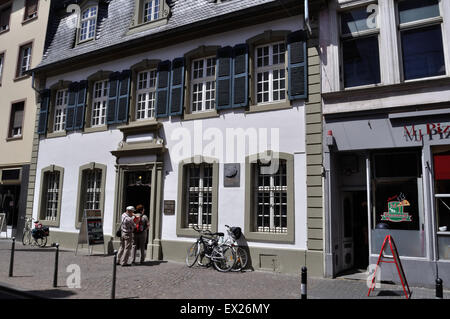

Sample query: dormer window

[78,6,97,43]
[143,0,160,23]
[129,0,170,33]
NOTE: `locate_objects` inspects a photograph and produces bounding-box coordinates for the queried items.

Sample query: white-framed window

[397,0,446,81]
[143,0,160,23]
[136,69,157,120]
[186,163,213,230]
[82,168,102,211]
[79,6,97,43]
[54,89,68,132]
[254,42,286,104]
[339,4,381,88]
[91,80,108,126]
[191,57,216,113]
[44,171,60,221]
[254,159,288,233]
[17,43,32,78]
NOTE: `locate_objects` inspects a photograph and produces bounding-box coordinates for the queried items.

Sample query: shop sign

[404,123,450,142]
[381,193,412,222]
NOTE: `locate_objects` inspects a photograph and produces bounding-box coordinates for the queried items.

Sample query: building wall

[0,0,50,167]
[31,15,319,274]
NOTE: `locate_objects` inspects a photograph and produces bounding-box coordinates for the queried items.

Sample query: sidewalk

[0,239,448,299]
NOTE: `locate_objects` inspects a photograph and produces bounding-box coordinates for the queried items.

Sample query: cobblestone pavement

[0,240,448,299]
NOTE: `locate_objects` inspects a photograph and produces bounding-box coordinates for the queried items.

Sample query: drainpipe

[304,0,312,35]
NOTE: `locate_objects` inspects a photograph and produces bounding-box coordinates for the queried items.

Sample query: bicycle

[22,217,49,247]
[224,225,248,272]
[186,225,236,272]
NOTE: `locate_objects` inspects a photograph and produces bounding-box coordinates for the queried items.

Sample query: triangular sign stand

[367,235,411,299]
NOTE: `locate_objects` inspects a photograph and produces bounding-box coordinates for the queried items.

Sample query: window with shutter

[107,72,120,124]
[287,30,308,100]
[232,44,249,108]
[116,70,131,123]
[169,57,185,116]
[38,89,51,135]
[216,46,233,110]
[155,60,171,118]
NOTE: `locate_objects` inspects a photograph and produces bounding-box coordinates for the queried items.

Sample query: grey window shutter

[107,72,120,124]
[74,80,87,129]
[169,57,185,116]
[38,89,50,135]
[232,43,249,108]
[65,82,79,131]
[288,30,308,100]
[216,46,232,110]
[116,70,131,123]
[155,60,171,118]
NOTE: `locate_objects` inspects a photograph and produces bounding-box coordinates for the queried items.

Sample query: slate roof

[36,0,286,71]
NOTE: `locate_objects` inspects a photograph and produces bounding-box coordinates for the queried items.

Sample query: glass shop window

[434,153,450,232]
[372,151,422,231]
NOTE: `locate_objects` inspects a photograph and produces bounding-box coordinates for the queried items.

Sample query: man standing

[132,204,150,264]
[117,206,136,267]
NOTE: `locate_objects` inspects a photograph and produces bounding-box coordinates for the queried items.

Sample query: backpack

[135,216,147,233]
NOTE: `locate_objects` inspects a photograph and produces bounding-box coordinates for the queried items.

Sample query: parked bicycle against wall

[22,217,49,247]
[224,225,248,272]
[186,225,236,272]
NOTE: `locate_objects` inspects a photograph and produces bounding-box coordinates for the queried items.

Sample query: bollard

[436,278,443,299]
[53,243,60,288]
[9,237,15,277]
[111,250,118,299]
[301,266,307,300]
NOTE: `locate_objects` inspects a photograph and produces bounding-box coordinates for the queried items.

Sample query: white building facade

[30,0,325,275]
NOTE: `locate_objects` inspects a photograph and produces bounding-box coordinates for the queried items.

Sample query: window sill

[246,101,292,114]
[83,125,108,134]
[127,17,169,35]
[39,219,60,228]
[47,131,67,139]
[76,38,96,47]
[5,136,23,142]
[0,28,10,36]
[244,231,294,244]
[22,15,38,26]
[13,74,31,82]
[183,110,220,121]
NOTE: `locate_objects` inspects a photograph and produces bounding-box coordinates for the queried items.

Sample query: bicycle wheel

[231,246,248,272]
[22,230,31,246]
[212,245,236,272]
[36,236,47,248]
[186,241,200,267]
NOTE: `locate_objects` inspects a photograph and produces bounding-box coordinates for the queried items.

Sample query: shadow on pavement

[22,289,77,299]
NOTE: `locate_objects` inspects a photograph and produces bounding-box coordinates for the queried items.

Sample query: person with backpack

[131,204,150,264]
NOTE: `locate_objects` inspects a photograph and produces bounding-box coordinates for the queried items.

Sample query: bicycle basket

[42,226,50,237]
[230,227,242,240]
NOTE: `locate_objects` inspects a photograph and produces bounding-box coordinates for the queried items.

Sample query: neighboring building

[29,0,325,275]
[320,0,450,286]
[0,0,51,238]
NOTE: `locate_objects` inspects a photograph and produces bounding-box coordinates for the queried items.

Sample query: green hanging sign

[381,194,412,223]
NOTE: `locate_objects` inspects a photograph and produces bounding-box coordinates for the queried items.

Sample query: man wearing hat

[117,206,136,266]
